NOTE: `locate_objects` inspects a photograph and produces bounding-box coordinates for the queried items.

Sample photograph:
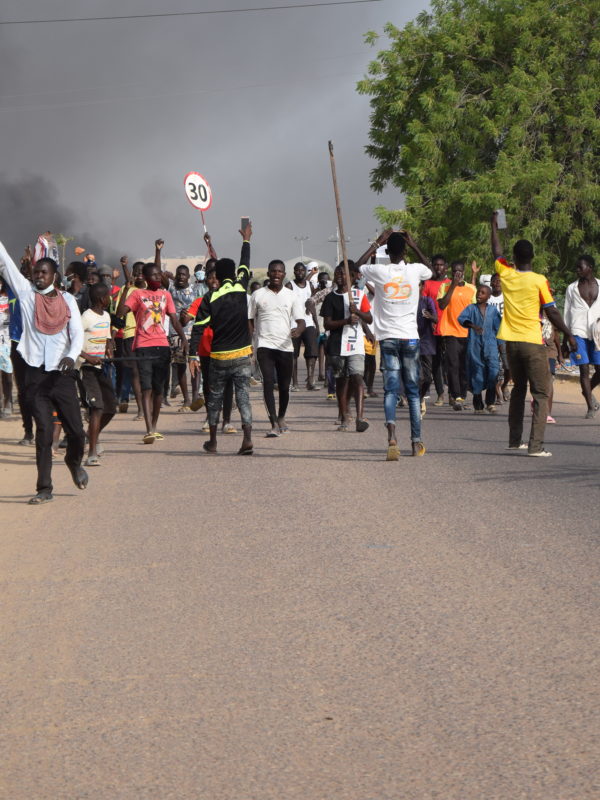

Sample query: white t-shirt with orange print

[361,260,432,340]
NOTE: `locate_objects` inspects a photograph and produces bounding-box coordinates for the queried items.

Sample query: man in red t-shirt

[422,254,450,405]
[116,262,188,443]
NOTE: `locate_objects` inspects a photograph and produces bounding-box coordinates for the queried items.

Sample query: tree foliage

[358,0,600,288]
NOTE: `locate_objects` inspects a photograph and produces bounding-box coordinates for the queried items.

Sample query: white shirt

[361,260,432,340]
[248,286,305,352]
[488,292,504,317]
[0,240,83,370]
[289,280,314,328]
[78,309,111,369]
[564,279,600,339]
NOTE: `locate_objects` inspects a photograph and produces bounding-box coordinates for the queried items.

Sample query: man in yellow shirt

[491,213,576,456]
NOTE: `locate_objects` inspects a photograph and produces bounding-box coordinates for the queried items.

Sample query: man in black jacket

[189,222,253,455]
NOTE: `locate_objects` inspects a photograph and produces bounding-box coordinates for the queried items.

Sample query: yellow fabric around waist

[210,346,252,360]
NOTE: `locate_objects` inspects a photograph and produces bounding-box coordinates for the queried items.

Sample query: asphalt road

[1,376,598,799]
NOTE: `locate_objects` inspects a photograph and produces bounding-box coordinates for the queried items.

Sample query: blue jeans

[207,356,252,427]
[380,338,422,441]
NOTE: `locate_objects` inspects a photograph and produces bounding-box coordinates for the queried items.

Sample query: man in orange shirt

[437,261,476,410]
[422,254,450,405]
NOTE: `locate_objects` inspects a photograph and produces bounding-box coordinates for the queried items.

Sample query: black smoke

[0,173,121,270]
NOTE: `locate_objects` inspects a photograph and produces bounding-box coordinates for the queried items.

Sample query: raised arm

[204,232,218,261]
[354,229,392,269]
[438,277,459,310]
[403,231,431,269]
[237,221,252,290]
[0,240,32,296]
[491,212,503,260]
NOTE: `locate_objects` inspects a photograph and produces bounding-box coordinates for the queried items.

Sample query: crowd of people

[0,213,597,505]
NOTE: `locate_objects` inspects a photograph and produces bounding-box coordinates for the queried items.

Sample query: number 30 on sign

[184,172,213,211]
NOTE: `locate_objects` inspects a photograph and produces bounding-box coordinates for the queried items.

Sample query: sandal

[143,433,156,444]
[355,419,369,433]
[85,455,101,467]
[177,406,191,413]
[386,444,400,461]
[238,445,254,455]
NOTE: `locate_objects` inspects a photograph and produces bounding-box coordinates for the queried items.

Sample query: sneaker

[411,441,426,457]
[222,423,237,434]
[326,393,336,400]
[118,401,129,414]
[453,397,465,411]
[249,377,261,387]
[433,396,444,407]
[19,436,35,446]
[486,405,498,414]
[202,420,210,432]
[546,415,556,423]
[528,448,552,457]
[420,400,426,416]
[584,408,596,419]
[190,396,206,412]
[506,443,528,450]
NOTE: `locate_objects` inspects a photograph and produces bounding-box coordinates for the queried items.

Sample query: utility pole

[328,227,350,265]
[293,235,309,261]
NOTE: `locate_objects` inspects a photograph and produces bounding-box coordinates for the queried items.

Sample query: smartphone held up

[495,208,507,230]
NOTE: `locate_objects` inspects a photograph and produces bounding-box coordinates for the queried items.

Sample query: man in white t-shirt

[249,260,306,436]
[286,263,319,390]
[361,231,432,460]
[78,283,117,465]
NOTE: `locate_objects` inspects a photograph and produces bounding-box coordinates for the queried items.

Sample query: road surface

[1,376,598,799]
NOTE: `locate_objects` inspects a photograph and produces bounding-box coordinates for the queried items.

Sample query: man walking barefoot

[189,222,254,456]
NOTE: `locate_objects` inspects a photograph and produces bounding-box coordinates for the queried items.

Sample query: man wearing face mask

[169,264,203,409]
[65,262,91,312]
[0,240,88,505]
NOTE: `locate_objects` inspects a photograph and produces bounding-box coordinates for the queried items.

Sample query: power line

[0,0,383,26]
[0,70,365,113]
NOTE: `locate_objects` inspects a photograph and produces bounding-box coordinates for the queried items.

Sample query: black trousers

[443,336,468,400]
[420,354,433,399]
[10,342,34,438]
[257,347,294,424]
[363,353,376,392]
[24,366,85,493]
[432,336,445,396]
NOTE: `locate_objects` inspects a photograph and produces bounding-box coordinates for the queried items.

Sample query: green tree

[358,0,600,290]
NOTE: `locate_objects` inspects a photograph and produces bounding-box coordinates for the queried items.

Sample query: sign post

[183,171,213,234]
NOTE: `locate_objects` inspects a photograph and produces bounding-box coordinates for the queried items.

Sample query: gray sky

[0,0,429,269]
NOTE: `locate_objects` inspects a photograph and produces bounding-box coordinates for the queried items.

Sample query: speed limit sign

[183,171,213,211]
